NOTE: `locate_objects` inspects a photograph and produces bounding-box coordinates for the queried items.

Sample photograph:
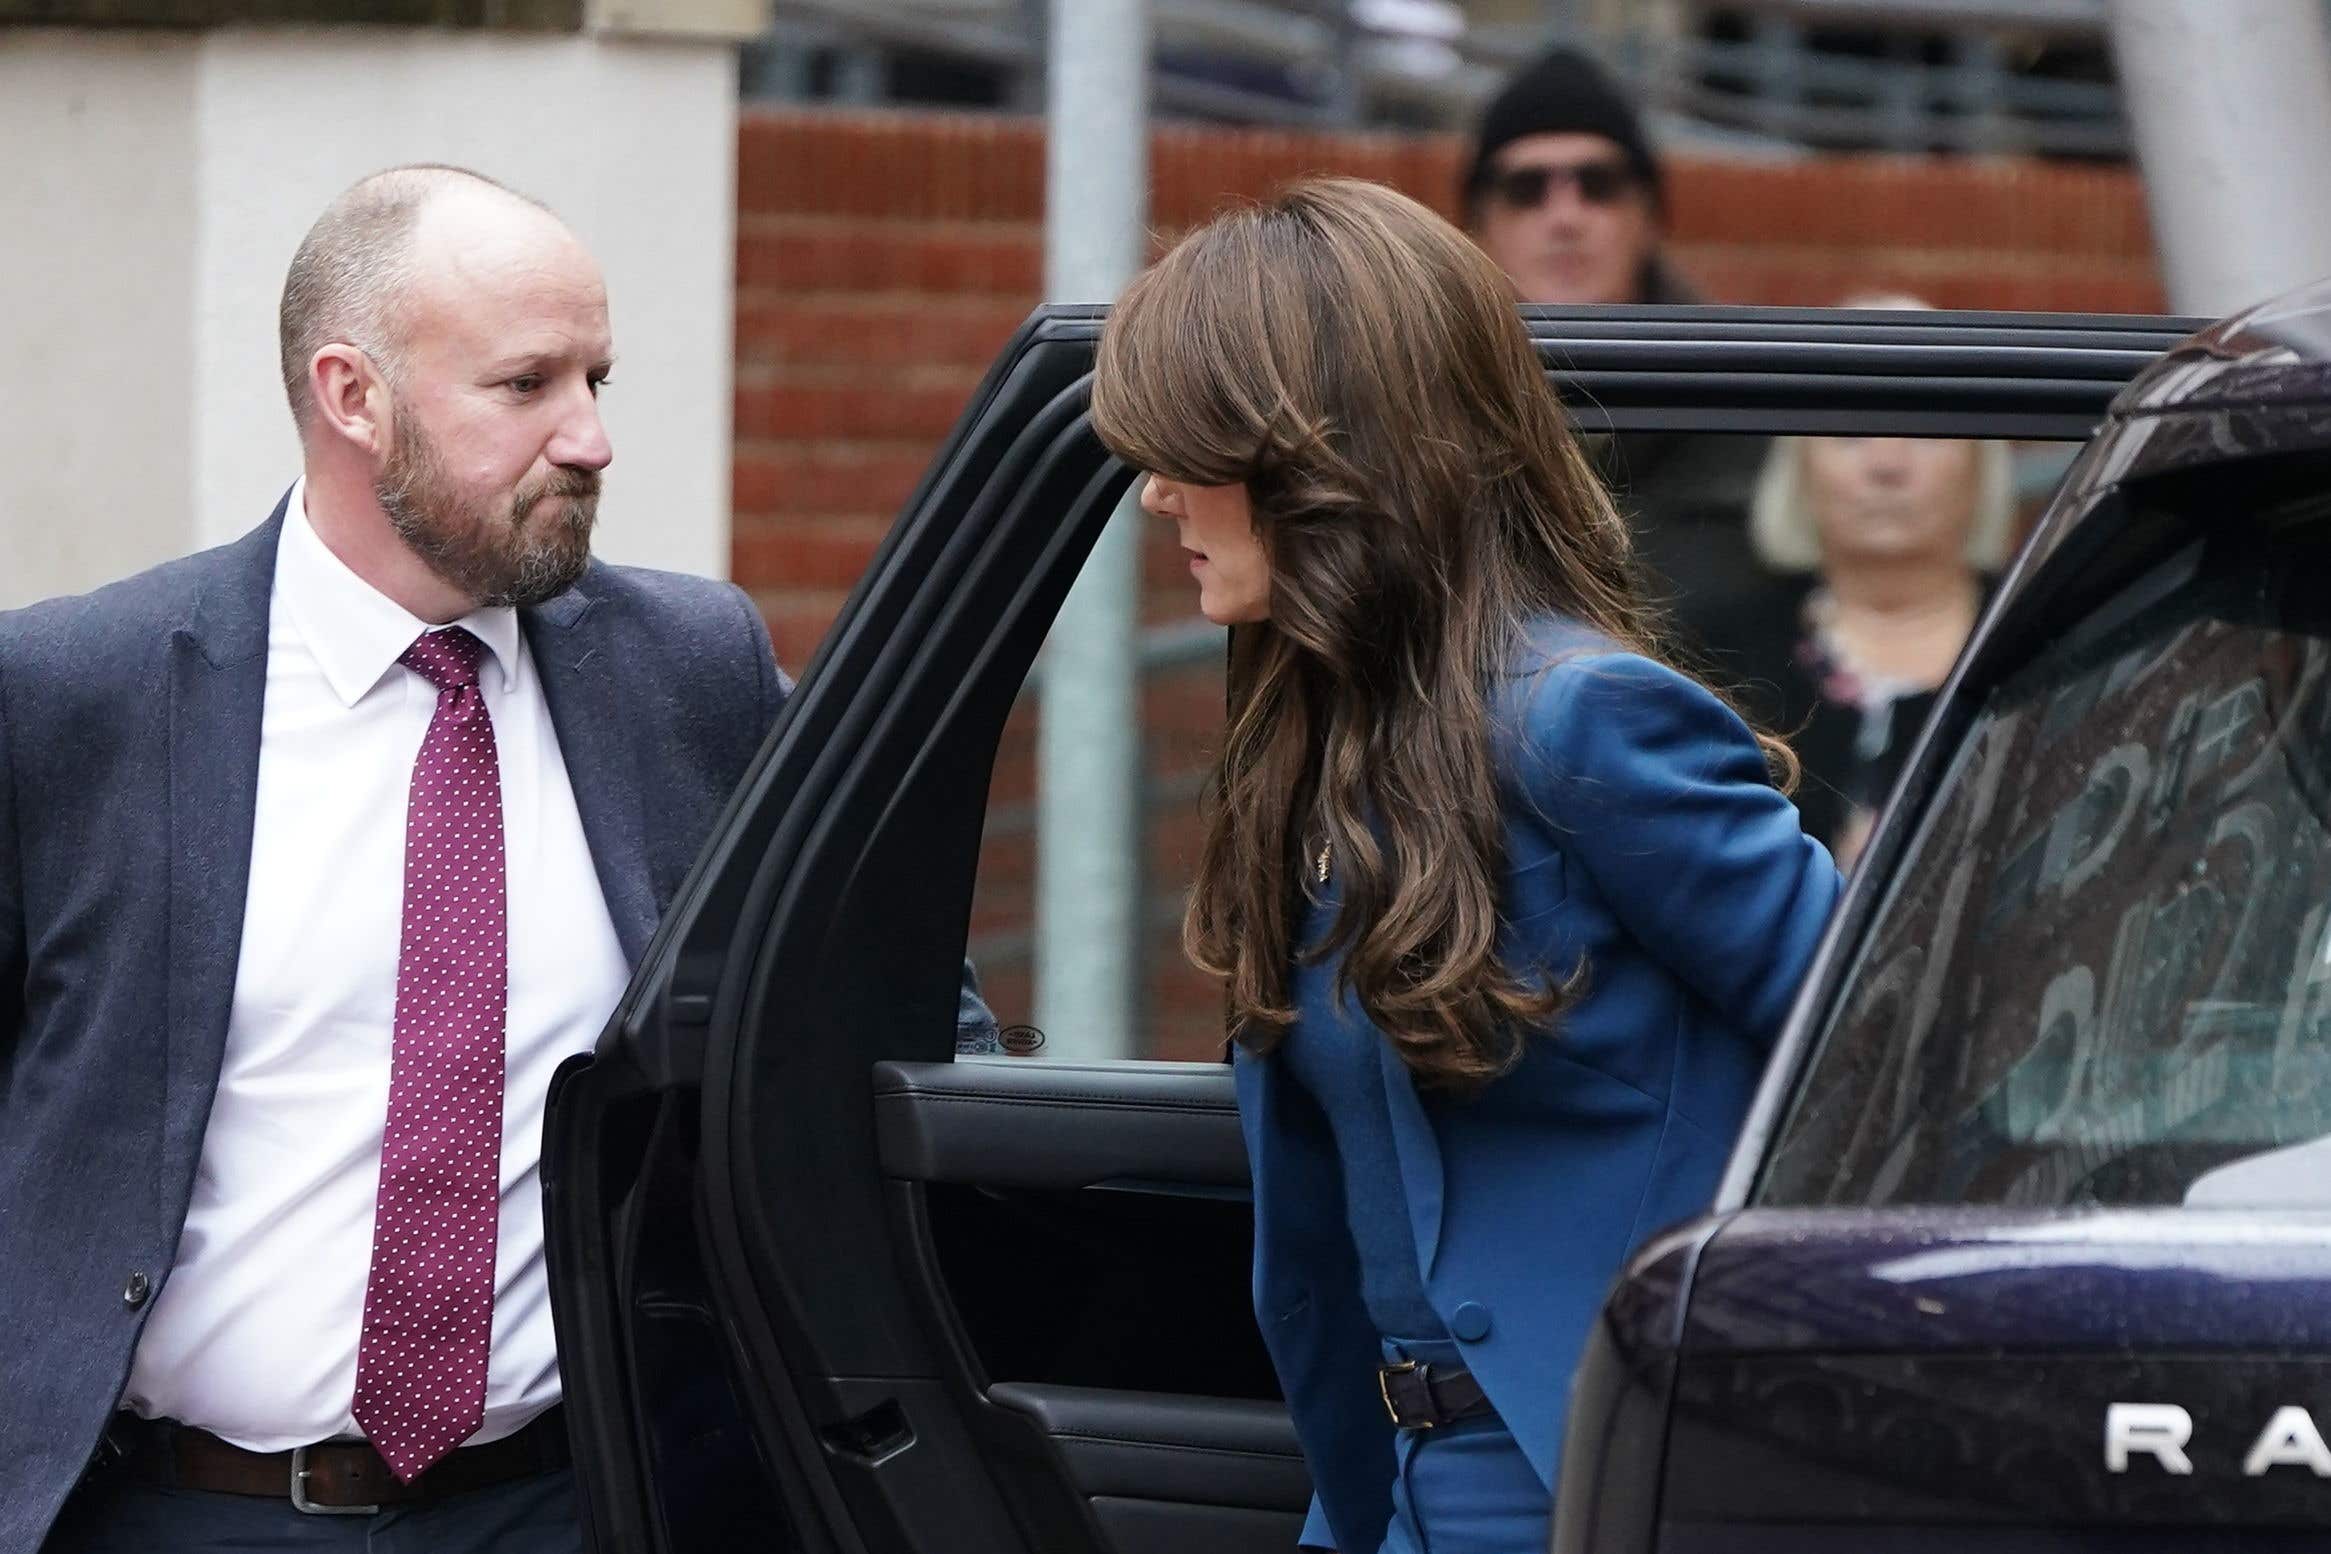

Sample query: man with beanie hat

[1464,44,1677,307]
[1465,46,1798,730]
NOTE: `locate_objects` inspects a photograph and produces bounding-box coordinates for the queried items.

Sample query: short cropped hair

[277,164,547,431]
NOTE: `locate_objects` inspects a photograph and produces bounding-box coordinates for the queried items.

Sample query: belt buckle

[1377,1360,1435,1430]
[290,1445,379,1516]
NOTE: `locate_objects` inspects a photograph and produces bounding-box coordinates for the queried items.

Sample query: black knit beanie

[1464,47,1664,214]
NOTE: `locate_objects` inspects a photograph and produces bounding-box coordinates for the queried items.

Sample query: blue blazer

[1238,621,1842,1554]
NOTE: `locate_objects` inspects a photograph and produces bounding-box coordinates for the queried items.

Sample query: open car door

[540,305,2192,1554]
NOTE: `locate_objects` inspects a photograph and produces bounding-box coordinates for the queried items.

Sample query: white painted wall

[2109,0,2331,317]
[0,26,739,608]
[0,36,201,606]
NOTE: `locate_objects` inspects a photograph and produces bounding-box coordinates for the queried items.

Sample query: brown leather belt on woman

[1377,1361,1496,1431]
[104,1406,570,1514]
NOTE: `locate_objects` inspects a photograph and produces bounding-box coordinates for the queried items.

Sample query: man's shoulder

[0,534,264,677]
[560,561,788,786]
[576,558,751,629]
[564,559,783,707]
[567,560,766,671]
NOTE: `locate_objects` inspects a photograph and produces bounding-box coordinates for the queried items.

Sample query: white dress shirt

[123,481,633,1450]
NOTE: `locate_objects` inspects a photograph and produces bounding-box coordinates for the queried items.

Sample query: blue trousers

[43,1462,581,1553]
[1376,1339,1550,1554]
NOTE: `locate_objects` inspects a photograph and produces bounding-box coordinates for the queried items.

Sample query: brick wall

[732,107,2167,1059]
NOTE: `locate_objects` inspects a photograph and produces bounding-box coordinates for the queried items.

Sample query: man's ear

[309,345,393,457]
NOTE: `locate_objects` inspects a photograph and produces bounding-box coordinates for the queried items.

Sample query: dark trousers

[43,1463,582,1554]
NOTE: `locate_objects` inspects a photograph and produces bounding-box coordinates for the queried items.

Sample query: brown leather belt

[1377,1361,1497,1431]
[107,1406,570,1513]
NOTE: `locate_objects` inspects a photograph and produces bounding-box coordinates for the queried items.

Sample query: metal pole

[1954,32,2011,158]
[1035,0,1150,1061]
[1328,1,1367,127]
[1749,16,1806,143]
[2108,0,2331,316]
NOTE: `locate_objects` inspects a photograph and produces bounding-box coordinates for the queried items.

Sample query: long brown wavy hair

[1091,178,1792,1090]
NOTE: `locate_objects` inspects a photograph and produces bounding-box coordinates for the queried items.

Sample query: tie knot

[400,627,488,694]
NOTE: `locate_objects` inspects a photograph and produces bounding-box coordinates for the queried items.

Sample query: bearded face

[375,401,598,609]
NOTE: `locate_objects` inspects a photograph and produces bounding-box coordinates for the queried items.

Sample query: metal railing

[749,0,2148,156]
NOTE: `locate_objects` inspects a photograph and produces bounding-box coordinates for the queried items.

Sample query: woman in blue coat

[1089,178,1842,1554]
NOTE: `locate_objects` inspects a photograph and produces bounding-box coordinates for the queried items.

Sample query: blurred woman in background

[1090,177,1840,1554]
[1745,309,2016,866]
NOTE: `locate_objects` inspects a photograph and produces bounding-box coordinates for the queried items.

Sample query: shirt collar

[276,476,523,708]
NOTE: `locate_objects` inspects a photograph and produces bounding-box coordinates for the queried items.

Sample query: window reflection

[1764,531,2331,1208]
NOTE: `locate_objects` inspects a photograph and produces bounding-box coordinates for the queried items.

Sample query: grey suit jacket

[0,498,810,1549]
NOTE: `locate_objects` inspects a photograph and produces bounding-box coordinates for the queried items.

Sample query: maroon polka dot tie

[353,627,507,1483]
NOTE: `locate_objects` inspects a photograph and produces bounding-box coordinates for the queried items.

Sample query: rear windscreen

[1760,522,2331,1208]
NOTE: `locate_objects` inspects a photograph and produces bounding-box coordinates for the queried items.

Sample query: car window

[969,616,1229,1062]
[1760,511,2331,1209]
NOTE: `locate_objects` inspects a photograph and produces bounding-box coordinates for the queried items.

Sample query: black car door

[539,305,2192,1554]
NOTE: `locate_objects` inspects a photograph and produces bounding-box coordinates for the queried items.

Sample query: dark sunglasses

[1480,159,1639,211]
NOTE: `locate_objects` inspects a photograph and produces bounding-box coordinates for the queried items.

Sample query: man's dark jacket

[0,499,791,1550]
[1590,257,1802,721]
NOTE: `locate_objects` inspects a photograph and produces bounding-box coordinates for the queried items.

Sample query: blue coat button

[1450,1301,1492,1342]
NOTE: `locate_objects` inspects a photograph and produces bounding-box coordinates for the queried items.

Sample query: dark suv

[536,293,2331,1554]
[1559,280,2331,1554]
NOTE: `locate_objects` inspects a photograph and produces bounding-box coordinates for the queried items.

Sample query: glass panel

[1762,526,2331,1208]
[966,514,1230,1064]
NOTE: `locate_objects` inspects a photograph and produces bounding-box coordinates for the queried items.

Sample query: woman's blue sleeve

[1518,651,1843,1042]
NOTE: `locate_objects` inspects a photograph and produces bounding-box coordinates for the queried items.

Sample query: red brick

[752,591,852,672]
[967,889,1032,948]
[744,108,1474,233]
[1144,663,1228,744]
[735,294,1031,371]
[741,110,1048,222]
[1149,119,1467,228]
[1147,958,1229,1064]
[733,445,936,521]
[975,829,1035,890]
[730,515,890,592]
[1147,803,1211,886]
[987,705,1040,809]
[736,111,2156,298]
[1669,157,2151,258]
[734,373,980,443]
[738,218,1043,296]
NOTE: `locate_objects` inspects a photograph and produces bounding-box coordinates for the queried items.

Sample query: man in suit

[0,165,989,1552]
